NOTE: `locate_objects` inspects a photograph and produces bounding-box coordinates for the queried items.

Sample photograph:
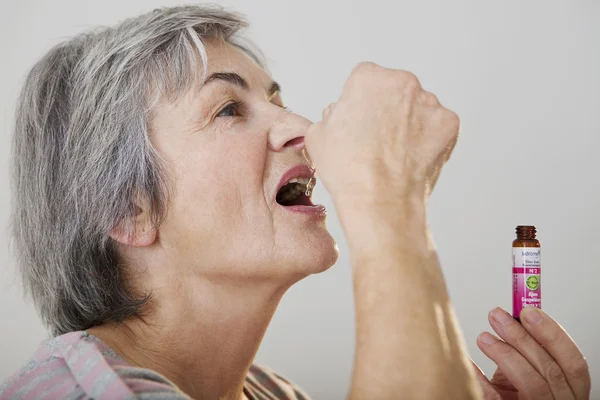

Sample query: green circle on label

[526,276,540,291]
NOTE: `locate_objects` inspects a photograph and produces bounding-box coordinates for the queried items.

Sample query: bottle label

[512,247,541,319]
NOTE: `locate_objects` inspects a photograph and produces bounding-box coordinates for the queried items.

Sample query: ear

[109,207,158,248]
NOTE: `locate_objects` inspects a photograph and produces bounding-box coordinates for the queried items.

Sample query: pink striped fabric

[1,332,310,400]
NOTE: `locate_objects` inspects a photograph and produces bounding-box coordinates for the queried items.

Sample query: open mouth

[275,165,319,208]
[276,178,314,207]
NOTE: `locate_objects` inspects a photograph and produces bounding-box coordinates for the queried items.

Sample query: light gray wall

[1,0,599,398]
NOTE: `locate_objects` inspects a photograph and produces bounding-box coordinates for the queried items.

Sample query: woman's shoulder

[1,332,310,400]
[245,364,311,400]
[0,331,188,399]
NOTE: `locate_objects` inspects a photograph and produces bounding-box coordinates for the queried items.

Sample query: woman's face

[149,39,338,282]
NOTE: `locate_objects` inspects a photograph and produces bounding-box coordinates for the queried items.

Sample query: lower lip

[282,204,327,217]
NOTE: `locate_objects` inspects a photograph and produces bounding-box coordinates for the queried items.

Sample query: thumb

[305,102,336,157]
[304,120,324,156]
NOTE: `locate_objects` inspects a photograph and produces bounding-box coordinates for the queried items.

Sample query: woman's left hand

[473,307,591,400]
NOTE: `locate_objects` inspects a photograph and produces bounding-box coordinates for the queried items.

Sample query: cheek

[169,141,267,237]
[179,164,236,226]
[161,150,227,245]
[221,137,269,205]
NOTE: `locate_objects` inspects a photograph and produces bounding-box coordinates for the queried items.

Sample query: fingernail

[490,307,513,326]
[522,307,543,324]
[478,332,498,345]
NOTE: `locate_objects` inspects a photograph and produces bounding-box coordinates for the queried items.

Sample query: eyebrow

[204,72,281,97]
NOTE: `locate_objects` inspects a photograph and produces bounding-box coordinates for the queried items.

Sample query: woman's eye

[217,101,242,118]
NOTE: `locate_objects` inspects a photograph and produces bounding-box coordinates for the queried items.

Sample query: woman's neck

[88,277,289,400]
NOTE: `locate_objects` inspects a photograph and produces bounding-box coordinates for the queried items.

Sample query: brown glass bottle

[512,226,542,321]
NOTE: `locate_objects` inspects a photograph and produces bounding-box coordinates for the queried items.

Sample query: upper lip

[275,164,316,202]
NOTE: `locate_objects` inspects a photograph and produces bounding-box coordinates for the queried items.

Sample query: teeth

[287,177,311,185]
[278,176,316,204]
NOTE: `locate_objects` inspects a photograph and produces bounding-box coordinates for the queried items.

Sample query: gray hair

[11,5,264,336]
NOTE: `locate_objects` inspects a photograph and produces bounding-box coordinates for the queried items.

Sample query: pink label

[512,248,541,319]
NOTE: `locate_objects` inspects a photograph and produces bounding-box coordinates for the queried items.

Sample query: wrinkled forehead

[202,38,272,89]
[148,36,271,109]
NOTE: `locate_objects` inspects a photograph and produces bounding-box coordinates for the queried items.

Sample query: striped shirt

[0,331,309,400]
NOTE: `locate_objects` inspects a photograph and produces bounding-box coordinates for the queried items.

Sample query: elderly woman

[1,5,591,400]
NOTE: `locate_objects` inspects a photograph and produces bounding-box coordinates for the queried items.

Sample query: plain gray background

[1,0,599,398]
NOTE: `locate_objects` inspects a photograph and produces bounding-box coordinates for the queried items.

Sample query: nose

[267,109,311,152]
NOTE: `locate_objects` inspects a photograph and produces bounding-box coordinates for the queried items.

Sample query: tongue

[293,194,313,207]
[279,193,313,207]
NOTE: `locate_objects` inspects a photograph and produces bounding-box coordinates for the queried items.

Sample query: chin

[292,228,339,276]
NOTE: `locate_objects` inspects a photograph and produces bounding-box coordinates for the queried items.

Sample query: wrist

[331,173,427,218]
[336,193,431,258]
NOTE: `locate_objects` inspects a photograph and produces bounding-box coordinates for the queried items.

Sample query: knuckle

[445,109,460,129]
[568,357,591,381]
[400,70,418,82]
[400,71,421,91]
[425,92,439,105]
[440,109,460,135]
[352,61,379,76]
[543,361,567,385]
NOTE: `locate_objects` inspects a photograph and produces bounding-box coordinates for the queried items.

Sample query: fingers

[471,361,503,400]
[486,307,576,399]
[477,331,555,400]
[520,307,591,400]
[418,90,440,106]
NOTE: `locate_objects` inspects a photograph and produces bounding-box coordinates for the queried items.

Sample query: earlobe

[109,220,157,248]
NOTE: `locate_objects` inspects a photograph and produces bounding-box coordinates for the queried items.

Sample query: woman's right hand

[306,63,480,400]
[305,62,460,215]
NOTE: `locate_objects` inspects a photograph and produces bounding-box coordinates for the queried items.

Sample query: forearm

[341,198,481,400]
